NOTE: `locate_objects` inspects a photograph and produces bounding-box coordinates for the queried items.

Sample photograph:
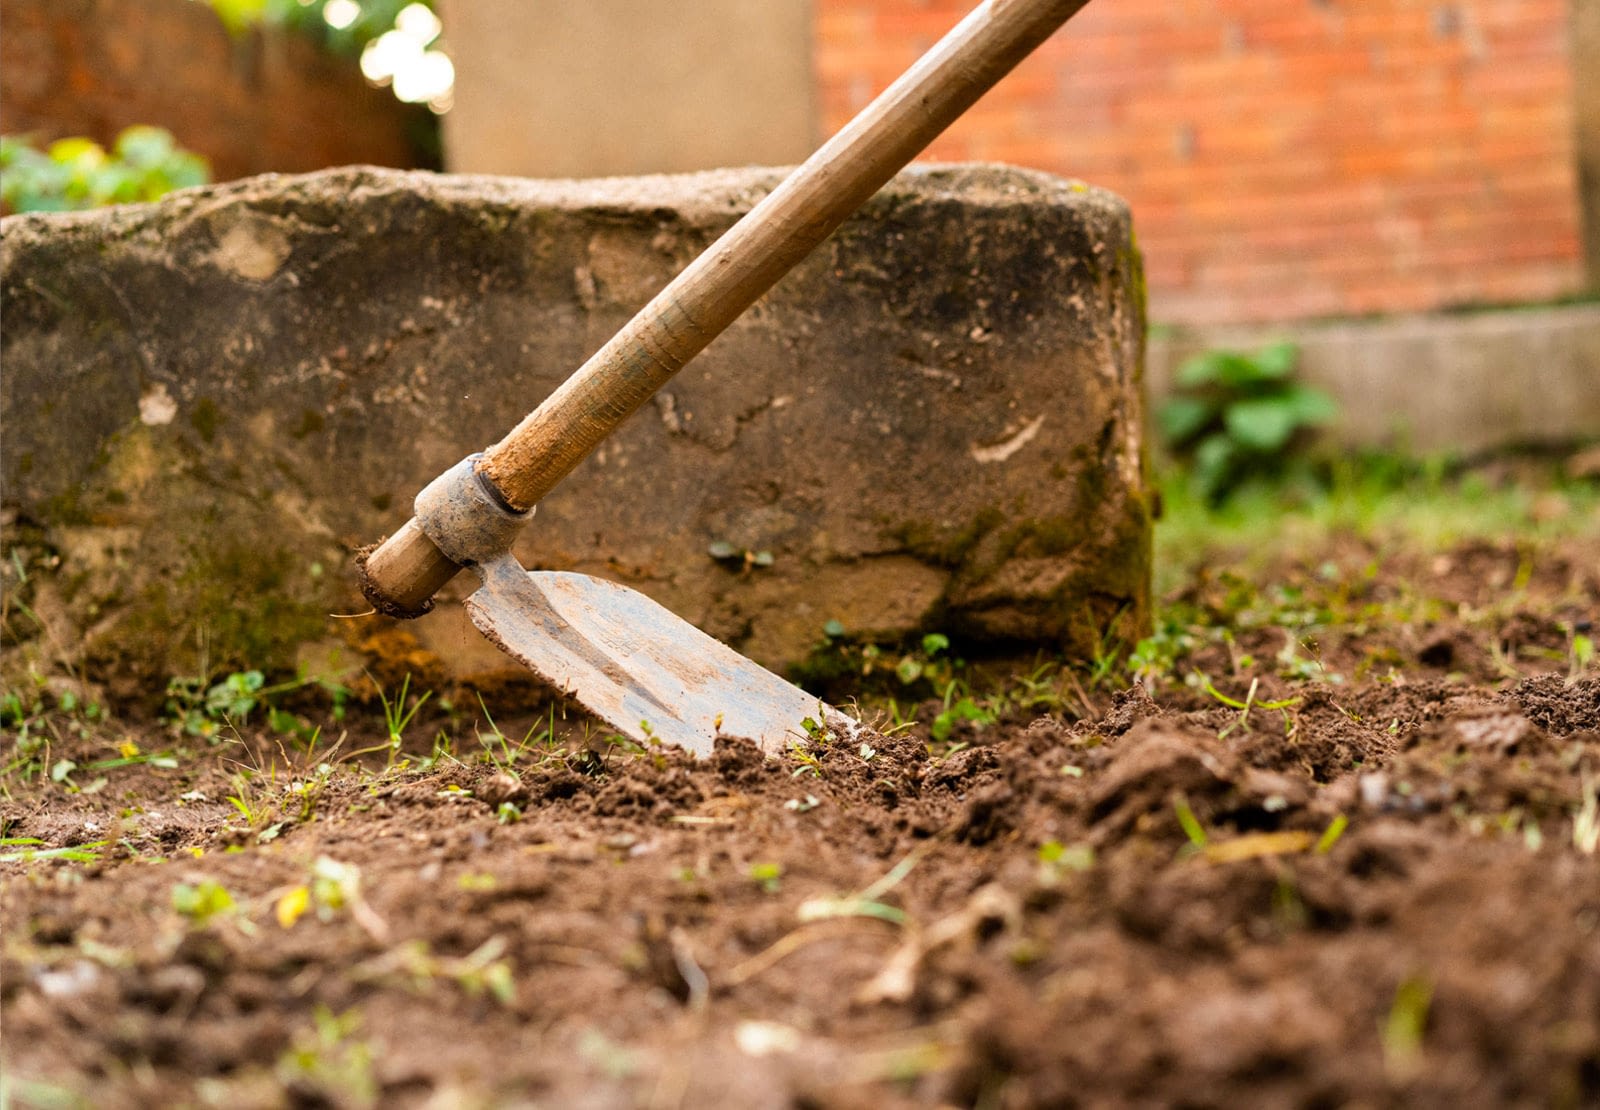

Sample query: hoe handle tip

[357,517,462,618]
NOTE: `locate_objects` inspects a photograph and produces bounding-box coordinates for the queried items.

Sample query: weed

[1382,974,1434,1080]
[87,741,179,773]
[165,666,347,741]
[222,760,287,839]
[1128,608,1209,687]
[1570,629,1596,678]
[284,762,335,823]
[930,683,998,744]
[1036,839,1095,885]
[354,936,516,1006]
[1315,814,1350,854]
[1159,341,1338,505]
[1196,674,1299,739]
[707,540,775,573]
[0,838,108,864]
[475,698,558,774]
[797,848,923,926]
[378,674,429,765]
[276,1006,378,1108]
[1574,773,1599,855]
[749,861,783,894]
[788,736,826,779]
[1172,794,1209,853]
[172,878,236,925]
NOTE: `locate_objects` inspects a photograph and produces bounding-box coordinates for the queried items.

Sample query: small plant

[172,878,236,925]
[796,852,919,927]
[276,1005,378,1108]
[285,762,336,822]
[1172,793,1210,854]
[930,686,998,744]
[1316,814,1350,854]
[379,674,430,765]
[1382,974,1434,1079]
[1571,628,1596,678]
[0,837,108,864]
[277,856,390,941]
[748,861,783,894]
[708,540,775,573]
[1,127,209,214]
[1159,341,1338,505]
[353,936,516,1006]
[165,667,346,740]
[1035,839,1095,885]
[1195,674,1300,739]
[1574,773,1599,856]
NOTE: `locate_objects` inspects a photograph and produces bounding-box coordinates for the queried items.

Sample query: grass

[2,449,1592,839]
[1154,452,1599,593]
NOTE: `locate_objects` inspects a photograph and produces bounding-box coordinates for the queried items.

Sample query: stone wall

[0,165,1151,700]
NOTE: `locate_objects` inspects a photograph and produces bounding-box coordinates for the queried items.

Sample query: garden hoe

[358,0,1095,757]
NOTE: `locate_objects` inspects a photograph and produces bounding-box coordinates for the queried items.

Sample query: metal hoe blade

[466,554,842,758]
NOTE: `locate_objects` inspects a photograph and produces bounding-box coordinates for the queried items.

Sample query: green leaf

[1287,386,1340,426]
[164,152,211,192]
[1175,350,1229,388]
[1224,398,1299,451]
[172,879,235,922]
[1252,342,1298,380]
[920,633,950,657]
[1178,350,1263,390]
[114,126,177,167]
[1157,395,1215,448]
[1191,433,1237,503]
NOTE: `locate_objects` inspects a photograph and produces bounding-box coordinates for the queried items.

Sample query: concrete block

[1148,305,1600,456]
[1,165,1151,697]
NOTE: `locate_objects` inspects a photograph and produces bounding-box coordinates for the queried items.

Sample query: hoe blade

[464,556,840,758]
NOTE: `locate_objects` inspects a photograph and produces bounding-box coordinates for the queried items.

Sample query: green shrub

[0,126,209,214]
[1158,342,1338,505]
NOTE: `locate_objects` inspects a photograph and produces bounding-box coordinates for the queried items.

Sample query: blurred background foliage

[1,126,209,213]
[204,0,424,50]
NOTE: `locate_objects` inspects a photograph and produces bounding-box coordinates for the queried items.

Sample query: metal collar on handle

[413,454,534,568]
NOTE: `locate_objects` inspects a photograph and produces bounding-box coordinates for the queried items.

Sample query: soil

[4,533,1599,1108]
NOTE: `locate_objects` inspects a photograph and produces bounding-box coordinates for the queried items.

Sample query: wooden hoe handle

[361,0,1094,616]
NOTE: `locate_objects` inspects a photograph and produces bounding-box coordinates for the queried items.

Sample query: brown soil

[4,534,1599,1108]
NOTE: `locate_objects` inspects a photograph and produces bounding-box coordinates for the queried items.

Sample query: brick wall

[1,0,429,185]
[816,0,1586,325]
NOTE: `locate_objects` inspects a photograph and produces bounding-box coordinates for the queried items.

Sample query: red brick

[816,0,1584,323]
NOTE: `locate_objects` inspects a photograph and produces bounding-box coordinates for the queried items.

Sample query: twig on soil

[722,918,888,986]
[857,884,1022,1005]
[1200,830,1316,864]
